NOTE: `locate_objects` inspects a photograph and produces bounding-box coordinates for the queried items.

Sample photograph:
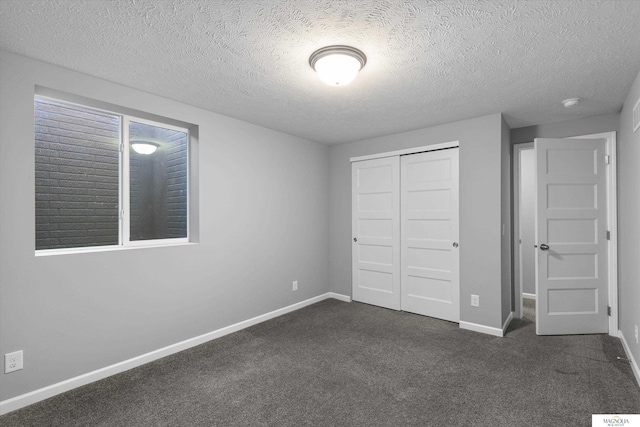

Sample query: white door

[352,156,401,310]
[401,149,459,322]
[535,138,608,335]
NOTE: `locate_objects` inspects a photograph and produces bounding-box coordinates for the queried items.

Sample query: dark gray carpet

[2,299,639,426]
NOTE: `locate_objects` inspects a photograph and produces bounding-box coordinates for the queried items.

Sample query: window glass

[129,121,188,241]
[34,96,190,252]
[35,99,120,250]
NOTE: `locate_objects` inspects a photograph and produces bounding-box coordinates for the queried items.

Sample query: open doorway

[523,298,536,322]
[513,132,619,335]
[513,143,535,319]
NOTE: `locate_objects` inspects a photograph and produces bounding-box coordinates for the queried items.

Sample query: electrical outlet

[5,350,23,374]
[471,294,480,307]
[292,281,298,291]
[635,325,638,344]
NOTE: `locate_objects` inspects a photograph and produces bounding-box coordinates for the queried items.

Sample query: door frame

[512,131,618,335]
[350,141,460,163]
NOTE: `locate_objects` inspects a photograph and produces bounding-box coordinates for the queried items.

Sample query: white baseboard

[619,330,640,388]
[459,320,505,337]
[0,292,347,416]
[328,292,351,302]
[522,293,536,300]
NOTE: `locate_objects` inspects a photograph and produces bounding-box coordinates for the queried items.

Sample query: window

[35,97,189,251]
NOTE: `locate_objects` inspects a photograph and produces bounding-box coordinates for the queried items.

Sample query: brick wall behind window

[166,132,188,238]
[35,100,120,250]
[129,129,187,241]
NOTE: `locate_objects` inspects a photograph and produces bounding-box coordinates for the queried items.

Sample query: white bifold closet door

[401,149,459,322]
[352,156,401,310]
[352,148,459,322]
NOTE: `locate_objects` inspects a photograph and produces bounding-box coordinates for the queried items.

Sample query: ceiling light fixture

[562,98,581,108]
[309,45,367,86]
[131,141,159,155]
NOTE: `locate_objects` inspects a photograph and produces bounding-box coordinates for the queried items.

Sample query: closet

[351,145,460,322]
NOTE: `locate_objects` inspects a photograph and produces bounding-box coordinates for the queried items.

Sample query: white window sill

[35,241,197,257]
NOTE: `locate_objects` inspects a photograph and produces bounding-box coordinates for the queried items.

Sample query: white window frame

[121,116,190,247]
[35,96,190,255]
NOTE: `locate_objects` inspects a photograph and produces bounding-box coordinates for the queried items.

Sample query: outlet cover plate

[471,294,480,307]
[5,350,23,373]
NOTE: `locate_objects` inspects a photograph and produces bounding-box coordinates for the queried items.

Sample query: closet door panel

[352,157,401,310]
[401,149,460,322]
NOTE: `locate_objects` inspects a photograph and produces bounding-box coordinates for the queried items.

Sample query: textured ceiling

[1,0,639,145]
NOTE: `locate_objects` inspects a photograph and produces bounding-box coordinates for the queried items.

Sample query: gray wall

[500,117,512,325]
[329,114,509,330]
[0,51,330,401]
[511,113,619,144]
[618,69,640,371]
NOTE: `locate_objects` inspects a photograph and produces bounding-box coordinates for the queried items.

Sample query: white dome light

[131,142,158,155]
[310,45,367,86]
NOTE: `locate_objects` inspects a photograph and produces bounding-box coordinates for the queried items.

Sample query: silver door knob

[353,237,357,242]
[539,243,550,251]
[453,242,458,248]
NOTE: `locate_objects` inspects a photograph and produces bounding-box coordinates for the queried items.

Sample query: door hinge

[604,155,610,165]
[607,306,611,316]
[606,230,611,240]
